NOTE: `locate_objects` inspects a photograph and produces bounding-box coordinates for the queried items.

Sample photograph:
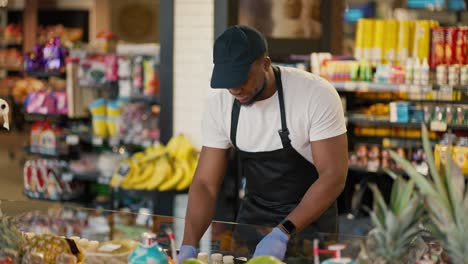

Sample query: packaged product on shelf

[132,56,144,92]
[23,159,85,201]
[143,57,159,96]
[460,65,468,85]
[445,27,458,65]
[453,137,468,174]
[436,64,448,85]
[430,27,445,68]
[389,101,409,122]
[448,64,461,86]
[104,54,118,81]
[78,56,106,87]
[413,20,434,63]
[397,20,413,64]
[373,20,385,64]
[420,58,430,85]
[382,19,398,64]
[118,57,132,79]
[405,58,414,84]
[455,27,467,65]
[412,57,421,85]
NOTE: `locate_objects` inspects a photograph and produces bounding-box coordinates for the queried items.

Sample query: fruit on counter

[80,238,139,264]
[24,233,85,264]
[182,258,206,264]
[0,210,26,263]
[110,134,199,191]
[246,256,283,264]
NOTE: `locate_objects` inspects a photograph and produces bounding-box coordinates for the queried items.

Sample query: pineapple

[388,124,468,263]
[24,234,85,264]
[357,174,426,264]
[0,206,26,264]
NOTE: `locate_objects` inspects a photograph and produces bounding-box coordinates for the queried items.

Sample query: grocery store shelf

[23,145,70,159]
[24,113,89,122]
[348,165,407,175]
[25,70,66,79]
[0,65,21,71]
[64,171,111,184]
[0,40,22,46]
[347,115,468,131]
[347,116,421,128]
[128,94,160,105]
[332,82,468,93]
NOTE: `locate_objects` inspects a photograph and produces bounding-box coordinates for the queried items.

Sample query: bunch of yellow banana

[110,134,199,191]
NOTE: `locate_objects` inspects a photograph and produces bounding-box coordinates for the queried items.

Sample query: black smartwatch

[279,219,296,235]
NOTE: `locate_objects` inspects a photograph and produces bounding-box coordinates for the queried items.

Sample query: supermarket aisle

[0,132,28,201]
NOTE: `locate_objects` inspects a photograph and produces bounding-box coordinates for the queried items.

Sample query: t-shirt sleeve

[202,95,232,149]
[308,80,347,142]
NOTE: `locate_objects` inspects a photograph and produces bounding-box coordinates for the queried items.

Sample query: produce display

[110,134,199,191]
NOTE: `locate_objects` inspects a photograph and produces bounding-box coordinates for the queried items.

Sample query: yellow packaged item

[453,145,468,175]
[397,20,413,65]
[383,19,398,64]
[355,19,365,60]
[373,20,386,64]
[413,20,432,62]
[92,116,108,138]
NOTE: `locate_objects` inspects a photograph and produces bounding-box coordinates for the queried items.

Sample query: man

[178,25,348,261]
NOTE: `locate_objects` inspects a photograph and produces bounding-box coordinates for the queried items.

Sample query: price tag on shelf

[359,82,369,92]
[62,172,74,182]
[92,136,103,146]
[421,85,432,93]
[439,85,453,93]
[98,176,110,185]
[66,134,79,145]
[430,121,448,132]
[344,82,356,91]
[398,84,408,93]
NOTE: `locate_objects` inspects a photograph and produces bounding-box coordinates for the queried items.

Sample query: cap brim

[210,63,251,89]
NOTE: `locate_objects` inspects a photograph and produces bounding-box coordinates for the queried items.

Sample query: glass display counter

[0,199,365,263]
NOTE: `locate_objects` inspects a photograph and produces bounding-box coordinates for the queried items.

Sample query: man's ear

[263,56,271,71]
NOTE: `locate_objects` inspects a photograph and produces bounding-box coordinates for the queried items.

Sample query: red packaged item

[430,27,445,68]
[445,27,458,65]
[456,27,468,65]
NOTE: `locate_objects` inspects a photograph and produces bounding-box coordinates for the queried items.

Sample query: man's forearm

[286,173,346,233]
[182,179,218,246]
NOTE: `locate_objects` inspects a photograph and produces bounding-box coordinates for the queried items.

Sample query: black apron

[231,67,337,255]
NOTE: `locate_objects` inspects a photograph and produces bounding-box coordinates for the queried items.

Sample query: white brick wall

[173,0,215,251]
[173,0,215,149]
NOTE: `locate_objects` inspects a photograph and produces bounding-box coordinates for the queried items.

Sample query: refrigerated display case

[0,199,364,263]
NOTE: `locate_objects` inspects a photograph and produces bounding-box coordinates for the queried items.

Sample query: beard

[240,76,268,106]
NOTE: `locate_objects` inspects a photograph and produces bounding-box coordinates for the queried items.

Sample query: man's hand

[253,228,289,260]
[178,245,197,263]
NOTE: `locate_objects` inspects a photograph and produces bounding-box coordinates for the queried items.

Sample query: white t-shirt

[202,66,346,164]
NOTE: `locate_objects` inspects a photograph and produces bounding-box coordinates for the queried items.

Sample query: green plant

[389,124,468,263]
[357,174,425,264]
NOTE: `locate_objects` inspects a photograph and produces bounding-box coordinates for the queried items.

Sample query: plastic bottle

[420,58,430,85]
[197,252,209,263]
[413,58,421,85]
[222,255,234,264]
[211,253,223,264]
[405,58,413,84]
[128,233,168,264]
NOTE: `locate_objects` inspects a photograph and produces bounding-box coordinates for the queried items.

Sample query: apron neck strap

[273,66,291,148]
[230,66,292,149]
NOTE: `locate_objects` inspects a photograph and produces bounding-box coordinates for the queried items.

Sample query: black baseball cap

[210,25,267,89]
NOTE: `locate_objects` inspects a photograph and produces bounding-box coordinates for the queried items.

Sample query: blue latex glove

[178,245,197,263]
[253,227,289,260]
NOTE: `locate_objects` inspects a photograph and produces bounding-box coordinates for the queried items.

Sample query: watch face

[282,219,296,234]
